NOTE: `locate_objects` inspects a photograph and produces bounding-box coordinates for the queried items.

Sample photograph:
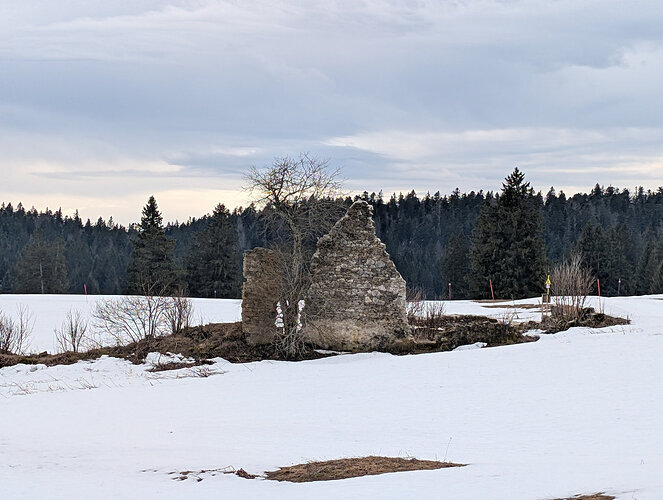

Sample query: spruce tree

[125,196,180,295]
[441,231,470,299]
[185,204,241,298]
[469,168,547,299]
[13,230,69,293]
[650,260,663,294]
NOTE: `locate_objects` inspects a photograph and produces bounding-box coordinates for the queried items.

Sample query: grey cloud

[1,1,663,223]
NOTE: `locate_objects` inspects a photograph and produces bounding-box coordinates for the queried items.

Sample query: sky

[2,0,663,225]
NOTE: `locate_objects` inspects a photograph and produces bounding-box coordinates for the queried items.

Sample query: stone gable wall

[302,200,409,350]
[241,247,280,345]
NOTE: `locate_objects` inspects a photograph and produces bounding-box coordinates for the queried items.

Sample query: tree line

[1,169,663,299]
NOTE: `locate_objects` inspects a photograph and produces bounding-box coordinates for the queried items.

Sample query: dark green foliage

[650,261,663,294]
[441,232,470,299]
[125,196,181,295]
[469,168,547,299]
[635,230,663,294]
[13,230,69,294]
[185,204,241,298]
[575,223,636,295]
[2,175,663,299]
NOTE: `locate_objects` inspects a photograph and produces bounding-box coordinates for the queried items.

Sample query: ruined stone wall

[241,247,280,345]
[303,200,409,351]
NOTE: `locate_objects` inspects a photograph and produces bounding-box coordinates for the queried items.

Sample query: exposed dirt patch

[265,456,465,483]
[551,494,615,500]
[0,305,630,369]
[393,314,538,354]
[541,307,630,334]
[167,467,256,482]
[482,303,543,310]
[0,322,330,369]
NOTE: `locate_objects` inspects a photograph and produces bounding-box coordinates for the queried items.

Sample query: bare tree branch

[244,154,344,358]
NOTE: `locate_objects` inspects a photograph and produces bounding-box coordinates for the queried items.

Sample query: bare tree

[92,295,171,345]
[550,253,594,324]
[245,153,344,357]
[55,308,88,353]
[0,304,34,354]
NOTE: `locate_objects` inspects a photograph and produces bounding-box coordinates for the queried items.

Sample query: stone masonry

[303,200,409,350]
[241,247,281,345]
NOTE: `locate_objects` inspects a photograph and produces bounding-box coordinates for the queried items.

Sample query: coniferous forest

[2,170,663,299]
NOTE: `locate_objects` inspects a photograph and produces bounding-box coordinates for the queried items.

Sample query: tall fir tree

[185,204,241,298]
[441,231,470,299]
[13,230,69,293]
[126,196,180,295]
[469,168,547,299]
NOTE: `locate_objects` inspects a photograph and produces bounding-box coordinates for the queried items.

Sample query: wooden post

[489,279,495,301]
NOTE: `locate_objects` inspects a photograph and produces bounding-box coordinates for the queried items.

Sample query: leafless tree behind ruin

[245,153,344,357]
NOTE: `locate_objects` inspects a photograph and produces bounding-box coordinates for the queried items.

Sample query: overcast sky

[2,0,663,224]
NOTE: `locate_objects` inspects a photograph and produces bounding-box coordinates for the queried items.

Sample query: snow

[2,294,663,499]
[0,294,242,353]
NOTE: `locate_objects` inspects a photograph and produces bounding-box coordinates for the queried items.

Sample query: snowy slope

[0,294,242,353]
[2,295,663,499]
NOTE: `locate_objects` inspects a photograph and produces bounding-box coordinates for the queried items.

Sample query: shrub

[550,254,594,325]
[164,293,194,335]
[55,309,88,353]
[0,304,34,355]
[92,295,171,345]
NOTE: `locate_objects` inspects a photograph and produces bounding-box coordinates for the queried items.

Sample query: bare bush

[92,295,171,345]
[407,294,447,340]
[407,289,446,323]
[164,293,194,335]
[550,253,594,324]
[0,304,34,354]
[55,309,88,353]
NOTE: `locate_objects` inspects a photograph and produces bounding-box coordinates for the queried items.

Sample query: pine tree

[441,231,470,299]
[125,196,180,295]
[469,168,547,299]
[13,230,69,293]
[185,204,241,298]
[575,223,608,288]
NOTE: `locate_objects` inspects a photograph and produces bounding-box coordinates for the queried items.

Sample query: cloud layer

[2,1,663,223]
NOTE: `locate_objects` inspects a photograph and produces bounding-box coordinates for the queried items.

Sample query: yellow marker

[545,275,551,287]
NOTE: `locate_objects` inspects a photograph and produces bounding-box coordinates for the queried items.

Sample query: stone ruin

[302,200,409,350]
[241,200,409,350]
[241,247,281,346]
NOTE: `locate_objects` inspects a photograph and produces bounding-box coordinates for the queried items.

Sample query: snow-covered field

[2,294,663,499]
[0,294,242,353]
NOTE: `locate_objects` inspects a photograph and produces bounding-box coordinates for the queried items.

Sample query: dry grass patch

[399,313,538,354]
[552,494,615,500]
[265,456,465,483]
[0,321,330,369]
[482,303,543,310]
